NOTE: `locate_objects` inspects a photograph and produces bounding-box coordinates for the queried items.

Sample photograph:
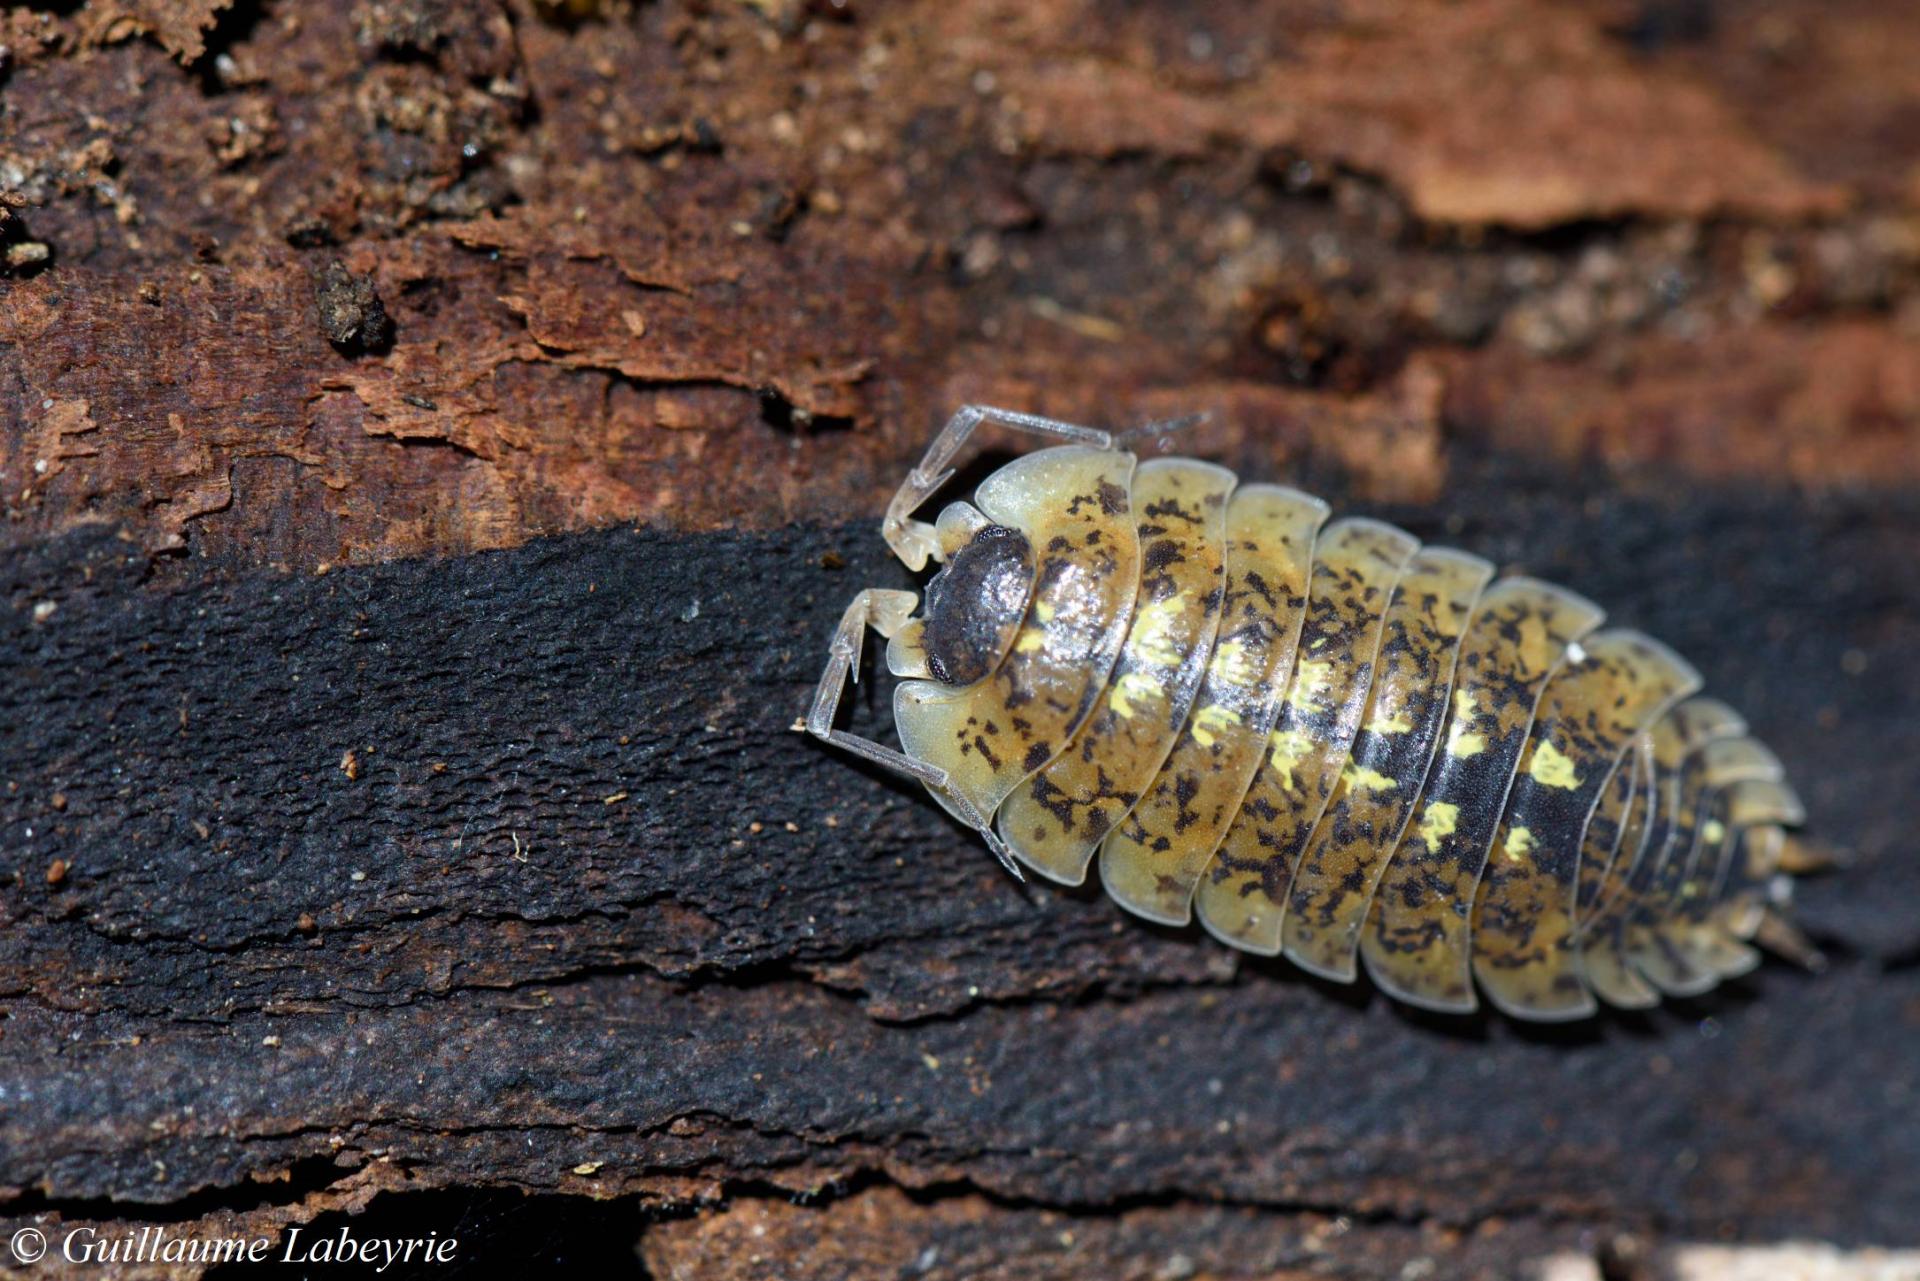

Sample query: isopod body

[806,406,1811,1021]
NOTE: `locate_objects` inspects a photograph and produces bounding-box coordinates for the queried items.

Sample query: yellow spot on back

[1267,729,1315,791]
[1516,613,1554,674]
[1367,709,1415,735]
[1446,688,1485,758]
[1014,627,1046,654]
[1503,826,1536,863]
[1109,671,1163,719]
[1210,639,1255,689]
[1702,818,1727,844]
[1529,739,1583,790]
[1191,704,1241,748]
[1130,592,1189,668]
[1287,658,1336,711]
[1415,802,1459,854]
[1342,763,1397,792]
[1034,600,1057,623]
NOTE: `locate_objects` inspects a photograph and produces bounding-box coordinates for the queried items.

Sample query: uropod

[803,405,1818,1021]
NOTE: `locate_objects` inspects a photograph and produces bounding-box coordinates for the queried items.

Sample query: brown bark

[2,1,1918,1276]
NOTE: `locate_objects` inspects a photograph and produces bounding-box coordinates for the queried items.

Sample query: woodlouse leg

[804,587,1027,880]
[1111,410,1210,448]
[1751,904,1827,972]
[884,404,1114,571]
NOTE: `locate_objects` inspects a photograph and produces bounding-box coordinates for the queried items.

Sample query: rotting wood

[2,472,1918,1271]
[2,0,1918,1274]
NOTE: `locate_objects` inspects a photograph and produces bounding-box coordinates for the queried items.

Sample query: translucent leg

[883,404,1115,570]
[1112,410,1211,447]
[803,587,1026,880]
[1751,905,1827,973]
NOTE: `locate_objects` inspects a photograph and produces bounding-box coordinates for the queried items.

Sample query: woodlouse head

[920,523,1034,685]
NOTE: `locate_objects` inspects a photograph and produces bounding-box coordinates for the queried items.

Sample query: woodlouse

[806,405,1816,1021]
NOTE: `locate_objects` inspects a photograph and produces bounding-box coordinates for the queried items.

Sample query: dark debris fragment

[314,259,394,354]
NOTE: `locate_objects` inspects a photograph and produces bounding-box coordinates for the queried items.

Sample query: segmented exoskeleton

[806,406,1815,1021]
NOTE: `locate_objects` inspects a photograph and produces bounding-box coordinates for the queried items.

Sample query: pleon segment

[1469,632,1701,1020]
[1194,519,1421,953]
[1654,776,1804,989]
[1273,549,1494,979]
[997,459,1237,884]
[895,447,1141,824]
[1577,699,1745,929]
[1620,775,1728,998]
[1665,699,1750,752]
[1716,823,1787,944]
[1643,791,1759,986]
[1712,794,1798,913]
[1358,579,1604,1014]
[1097,486,1328,925]
[1574,699,1744,1007]
[1696,737,1786,784]
[1575,752,1639,920]
[1576,744,1662,1010]
[1624,734,1783,994]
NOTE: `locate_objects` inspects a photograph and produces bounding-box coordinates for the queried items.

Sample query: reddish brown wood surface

[5,0,1919,575]
[2,1,1918,1276]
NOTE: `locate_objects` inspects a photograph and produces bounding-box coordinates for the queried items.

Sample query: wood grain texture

[1,0,1916,576]
[3,468,1917,1272]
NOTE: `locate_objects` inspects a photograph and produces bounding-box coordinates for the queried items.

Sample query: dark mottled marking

[1142,539,1183,574]
[973,735,1003,770]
